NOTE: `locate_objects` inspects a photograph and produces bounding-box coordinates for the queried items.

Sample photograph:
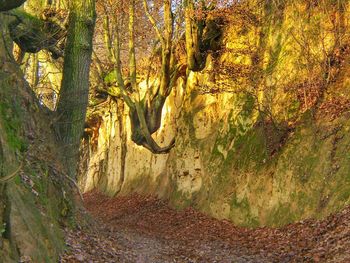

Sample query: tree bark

[56,0,96,177]
[0,0,26,11]
[184,0,203,71]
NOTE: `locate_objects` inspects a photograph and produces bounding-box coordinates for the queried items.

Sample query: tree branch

[0,0,26,11]
[135,102,175,154]
[143,0,164,44]
[0,163,23,183]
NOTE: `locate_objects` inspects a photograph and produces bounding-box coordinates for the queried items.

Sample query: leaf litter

[60,191,350,262]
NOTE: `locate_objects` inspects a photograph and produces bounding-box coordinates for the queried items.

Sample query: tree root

[0,162,23,183]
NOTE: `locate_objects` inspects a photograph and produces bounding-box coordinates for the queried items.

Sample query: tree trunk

[184,0,204,71]
[56,0,96,177]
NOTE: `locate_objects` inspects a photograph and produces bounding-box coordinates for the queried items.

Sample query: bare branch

[143,0,164,43]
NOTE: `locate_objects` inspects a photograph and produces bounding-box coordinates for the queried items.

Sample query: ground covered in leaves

[60,191,350,262]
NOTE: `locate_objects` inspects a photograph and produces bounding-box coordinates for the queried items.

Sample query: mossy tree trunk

[56,0,96,177]
[0,0,26,11]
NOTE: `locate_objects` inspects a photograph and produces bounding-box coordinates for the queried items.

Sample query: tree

[55,0,96,177]
[91,0,223,154]
[100,0,181,154]
[0,0,26,11]
[8,9,66,59]
[184,0,205,71]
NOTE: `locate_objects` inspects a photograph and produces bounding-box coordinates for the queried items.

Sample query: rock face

[80,1,350,227]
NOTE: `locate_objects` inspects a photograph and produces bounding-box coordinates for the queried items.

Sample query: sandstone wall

[80,1,350,227]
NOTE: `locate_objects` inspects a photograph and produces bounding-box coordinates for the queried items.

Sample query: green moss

[7,182,65,262]
[207,93,270,173]
[267,203,297,226]
[169,189,193,210]
[232,127,268,170]
[14,175,21,185]
[231,194,249,209]
[285,99,301,120]
[11,9,44,27]
[0,102,26,151]
[0,73,27,152]
[187,101,350,227]
[229,195,260,227]
[182,111,198,146]
[117,172,160,197]
[295,191,310,208]
[104,70,117,84]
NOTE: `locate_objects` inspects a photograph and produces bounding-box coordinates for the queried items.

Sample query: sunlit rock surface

[80,2,350,227]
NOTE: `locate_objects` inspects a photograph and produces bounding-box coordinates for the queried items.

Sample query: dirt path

[60,191,350,262]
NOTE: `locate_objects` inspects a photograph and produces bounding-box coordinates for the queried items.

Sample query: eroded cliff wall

[80,0,350,227]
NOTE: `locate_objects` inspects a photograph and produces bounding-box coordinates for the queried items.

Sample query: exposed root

[0,162,23,183]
